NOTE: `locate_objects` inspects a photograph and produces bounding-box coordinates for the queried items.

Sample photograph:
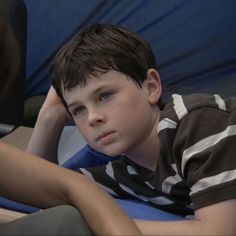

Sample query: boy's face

[63,70,160,157]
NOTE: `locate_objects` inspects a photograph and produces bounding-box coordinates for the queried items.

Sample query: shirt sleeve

[173,106,236,210]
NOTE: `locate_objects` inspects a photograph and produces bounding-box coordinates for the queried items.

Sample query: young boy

[0,13,140,235]
[28,24,236,235]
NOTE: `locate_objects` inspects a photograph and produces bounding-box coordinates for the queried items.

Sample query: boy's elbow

[195,199,236,235]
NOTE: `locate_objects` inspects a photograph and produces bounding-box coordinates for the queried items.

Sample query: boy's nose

[88,109,105,126]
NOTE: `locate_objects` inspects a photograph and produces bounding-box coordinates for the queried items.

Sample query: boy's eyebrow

[91,85,111,95]
[67,84,113,109]
[67,101,80,109]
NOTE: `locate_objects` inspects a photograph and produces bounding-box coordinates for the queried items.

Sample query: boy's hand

[39,86,71,123]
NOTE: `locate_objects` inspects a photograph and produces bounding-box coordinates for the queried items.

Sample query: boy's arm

[27,87,69,163]
[135,199,236,235]
[0,142,141,235]
[0,208,26,223]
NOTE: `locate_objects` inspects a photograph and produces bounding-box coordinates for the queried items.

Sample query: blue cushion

[0,197,38,213]
[116,199,183,221]
[62,144,120,169]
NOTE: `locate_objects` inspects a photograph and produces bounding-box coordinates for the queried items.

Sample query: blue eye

[73,106,86,116]
[99,92,113,101]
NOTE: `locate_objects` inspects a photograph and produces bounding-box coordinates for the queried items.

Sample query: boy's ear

[144,69,162,105]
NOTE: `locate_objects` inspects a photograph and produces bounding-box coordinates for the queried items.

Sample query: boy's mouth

[96,131,116,143]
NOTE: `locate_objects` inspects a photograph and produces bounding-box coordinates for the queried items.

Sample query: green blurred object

[23,95,46,127]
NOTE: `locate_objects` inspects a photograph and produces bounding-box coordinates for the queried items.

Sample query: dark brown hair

[0,11,20,95]
[50,24,157,105]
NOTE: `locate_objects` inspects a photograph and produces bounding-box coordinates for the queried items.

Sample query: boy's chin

[103,150,122,158]
[98,147,123,158]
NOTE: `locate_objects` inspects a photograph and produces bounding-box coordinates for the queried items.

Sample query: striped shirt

[76,93,236,217]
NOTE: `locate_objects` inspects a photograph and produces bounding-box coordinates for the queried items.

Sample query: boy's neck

[126,137,161,171]
[125,113,161,171]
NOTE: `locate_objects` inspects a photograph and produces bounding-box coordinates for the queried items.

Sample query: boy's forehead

[63,70,131,102]
[86,70,127,80]
[64,70,129,92]
[62,74,112,101]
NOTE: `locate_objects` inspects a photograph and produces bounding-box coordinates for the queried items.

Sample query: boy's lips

[96,131,116,143]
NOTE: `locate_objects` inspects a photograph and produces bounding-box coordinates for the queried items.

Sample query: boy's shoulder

[160,93,236,123]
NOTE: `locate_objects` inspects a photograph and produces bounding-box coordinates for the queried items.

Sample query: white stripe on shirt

[181,124,236,175]
[149,196,174,205]
[190,169,236,196]
[80,168,94,179]
[172,94,188,120]
[214,94,226,111]
[158,118,177,133]
[145,181,155,189]
[119,183,174,205]
[119,184,148,202]
[127,165,138,175]
[162,164,182,194]
[105,162,115,179]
